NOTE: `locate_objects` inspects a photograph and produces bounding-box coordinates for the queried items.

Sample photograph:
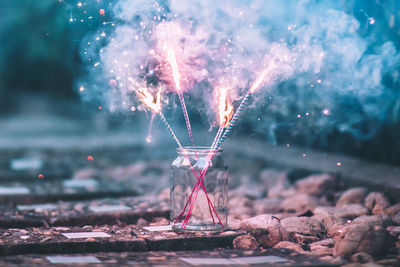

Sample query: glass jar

[170,147,228,231]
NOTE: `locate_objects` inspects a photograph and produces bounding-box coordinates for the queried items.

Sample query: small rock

[228,196,253,208]
[314,204,369,219]
[136,218,148,227]
[393,212,400,225]
[273,241,304,253]
[294,174,336,196]
[351,252,373,263]
[254,198,282,214]
[260,169,290,198]
[364,192,390,215]
[281,216,326,237]
[336,187,368,206]
[151,217,169,225]
[157,188,170,202]
[240,214,291,247]
[230,206,254,220]
[309,238,335,257]
[385,203,400,217]
[231,184,264,199]
[82,225,93,230]
[20,235,29,240]
[233,235,259,250]
[334,224,391,258]
[387,226,400,237]
[318,215,347,237]
[292,233,320,244]
[85,238,96,242]
[40,237,52,243]
[352,215,393,227]
[280,194,320,213]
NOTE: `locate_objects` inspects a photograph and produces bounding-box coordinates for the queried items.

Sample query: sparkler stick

[215,91,251,148]
[166,48,223,227]
[158,111,219,226]
[181,88,233,228]
[158,112,182,148]
[158,112,219,225]
[167,48,196,148]
[182,69,270,228]
[216,66,270,148]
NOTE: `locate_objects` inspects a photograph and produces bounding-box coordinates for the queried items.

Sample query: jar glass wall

[170,147,228,231]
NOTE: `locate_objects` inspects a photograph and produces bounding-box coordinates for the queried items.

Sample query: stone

[273,241,304,253]
[292,233,320,244]
[364,192,390,215]
[351,252,373,263]
[334,224,391,258]
[314,204,369,219]
[231,184,264,199]
[385,203,400,217]
[151,217,169,225]
[233,235,259,250]
[230,206,254,220]
[240,214,291,247]
[294,174,336,196]
[318,215,347,237]
[281,216,326,237]
[280,194,320,213]
[157,188,170,202]
[253,198,282,214]
[136,218,148,226]
[387,226,400,237]
[393,212,400,225]
[309,238,335,257]
[336,187,367,206]
[259,169,291,198]
[228,196,253,208]
[352,215,393,228]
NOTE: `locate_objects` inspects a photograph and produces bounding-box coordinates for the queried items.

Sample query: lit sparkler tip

[166,48,181,91]
[217,87,234,128]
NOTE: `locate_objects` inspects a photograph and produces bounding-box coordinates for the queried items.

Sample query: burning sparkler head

[136,87,162,114]
[217,87,234,128]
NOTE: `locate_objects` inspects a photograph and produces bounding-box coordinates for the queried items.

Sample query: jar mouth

[177,146,223,155]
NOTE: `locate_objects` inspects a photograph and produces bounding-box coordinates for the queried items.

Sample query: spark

[38,174,44,179]
[87,155,94,161]
[79,86,85,92]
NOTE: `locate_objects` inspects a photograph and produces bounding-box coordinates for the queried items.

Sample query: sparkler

[166,47,221,227]
[167,48,196,148]
[216,66,272,149]
[181,67,271,228]
[128,78,222,227]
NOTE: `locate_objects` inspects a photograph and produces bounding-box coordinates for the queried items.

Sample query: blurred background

[0,0,399,165]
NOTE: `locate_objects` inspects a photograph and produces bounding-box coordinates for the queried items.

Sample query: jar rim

[177,146,223,154]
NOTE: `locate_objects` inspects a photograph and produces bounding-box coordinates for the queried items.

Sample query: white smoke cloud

[79,0,400,141]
